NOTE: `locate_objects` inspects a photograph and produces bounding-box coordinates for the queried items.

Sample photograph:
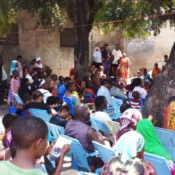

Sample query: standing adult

[93,47,102,68]
[0,56,7,104]
[112,44,122,76]
[120,53,131,83]
[102,44,111,77]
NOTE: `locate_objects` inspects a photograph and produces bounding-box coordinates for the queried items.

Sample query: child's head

[51,74,58,81]
[32,90,43,102]
[17,55,22,62]
[120,103,131,113]
[32,74,39,82]
[66,81,76,92]
[58,104,70,119]
[12,70,19,78]
[2,114,18,131]
[132,91,141,100]
[59,76,64,84]
[47,96,57,108]
[12,116,48,159]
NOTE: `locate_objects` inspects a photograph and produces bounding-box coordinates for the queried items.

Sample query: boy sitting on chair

[0,116,69,175]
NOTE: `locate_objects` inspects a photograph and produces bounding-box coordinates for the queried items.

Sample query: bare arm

[53,145,70,175]
[87,128,105,145]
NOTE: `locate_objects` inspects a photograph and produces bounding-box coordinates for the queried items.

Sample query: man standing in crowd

[0,56,7,105]
[102,44,111,77]
[112,44,122,76]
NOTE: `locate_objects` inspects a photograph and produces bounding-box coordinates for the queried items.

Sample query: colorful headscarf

[113,131,145,164]
[101,157,145,175]
[163,101,175,130]
[9,60,18,75]
[116,108,142,141]
[136,119,172,160]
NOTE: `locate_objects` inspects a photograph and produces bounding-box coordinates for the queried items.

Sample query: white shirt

[35,63,43,69]
[2,66,7,81]
[25,74,34,84]
[93,51,102,63]
[91,111,111,124]
[112,49,122,64]
[38,89,52,103]
[132,86,147,99]
[97,86,112,106]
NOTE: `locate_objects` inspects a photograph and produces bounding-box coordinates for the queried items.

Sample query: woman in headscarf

[9,60,18,76]
[163,96,175,130]
[136,119,171,160]
[116,108,142,141]
[105,131,156,175]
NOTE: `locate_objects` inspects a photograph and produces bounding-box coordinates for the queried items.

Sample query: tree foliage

[0,0,16,36]
[0,0,174,39]
[96,0,175,38]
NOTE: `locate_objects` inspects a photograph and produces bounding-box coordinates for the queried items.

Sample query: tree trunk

[73,0,92,79]
[143,42,175,126]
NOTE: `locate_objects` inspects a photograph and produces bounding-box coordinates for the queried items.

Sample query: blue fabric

[63,97,74,116]
[58,84,66,100]
[9,60,18,75]
[9,106,17,114]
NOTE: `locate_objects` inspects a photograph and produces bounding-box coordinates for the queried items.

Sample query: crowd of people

[0,51,173,175]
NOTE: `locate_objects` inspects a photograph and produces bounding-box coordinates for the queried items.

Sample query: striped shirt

[129,99,141,110]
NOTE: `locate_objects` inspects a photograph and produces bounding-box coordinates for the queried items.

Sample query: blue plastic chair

[63,97,74,116]
[155,127,175,161]
[144,153,171,175]
[46,122,65,141]
[90,118,111,135]
[28,108,51,122]
[92,141,115,163]
[61,135,99,172]
[12,92,23,105]
[111,98,123,120]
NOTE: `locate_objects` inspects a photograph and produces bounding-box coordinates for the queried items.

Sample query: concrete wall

[124,20,175,76]
[17,11,74,76]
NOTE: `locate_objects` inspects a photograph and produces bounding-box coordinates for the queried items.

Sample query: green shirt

[0,161,47,175]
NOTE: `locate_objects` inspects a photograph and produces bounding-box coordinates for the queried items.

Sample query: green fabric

[136,119,172,160]
[0,161,47,175]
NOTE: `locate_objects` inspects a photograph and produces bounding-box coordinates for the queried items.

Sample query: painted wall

[124,20,175,76]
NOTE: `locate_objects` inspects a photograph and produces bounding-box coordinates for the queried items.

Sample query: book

[51,136,72,157]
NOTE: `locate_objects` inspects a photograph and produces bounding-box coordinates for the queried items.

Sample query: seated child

[0,116,69,175]
[49,101,70,128]
[129,91,142,110]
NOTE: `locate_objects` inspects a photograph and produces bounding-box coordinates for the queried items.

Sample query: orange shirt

[152,68,161,78]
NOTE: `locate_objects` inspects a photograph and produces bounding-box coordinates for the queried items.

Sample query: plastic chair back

[63,97,74,116]
[46,122,65,141]
[28,108,51,122]
[155,127,175,161]
[61,134,90,172]
[111,98,123,120]
[144,153,171,175]
[92,141,115,163]
[106,121,120,135]
[12,92,23,105]
[90,118,111,134]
